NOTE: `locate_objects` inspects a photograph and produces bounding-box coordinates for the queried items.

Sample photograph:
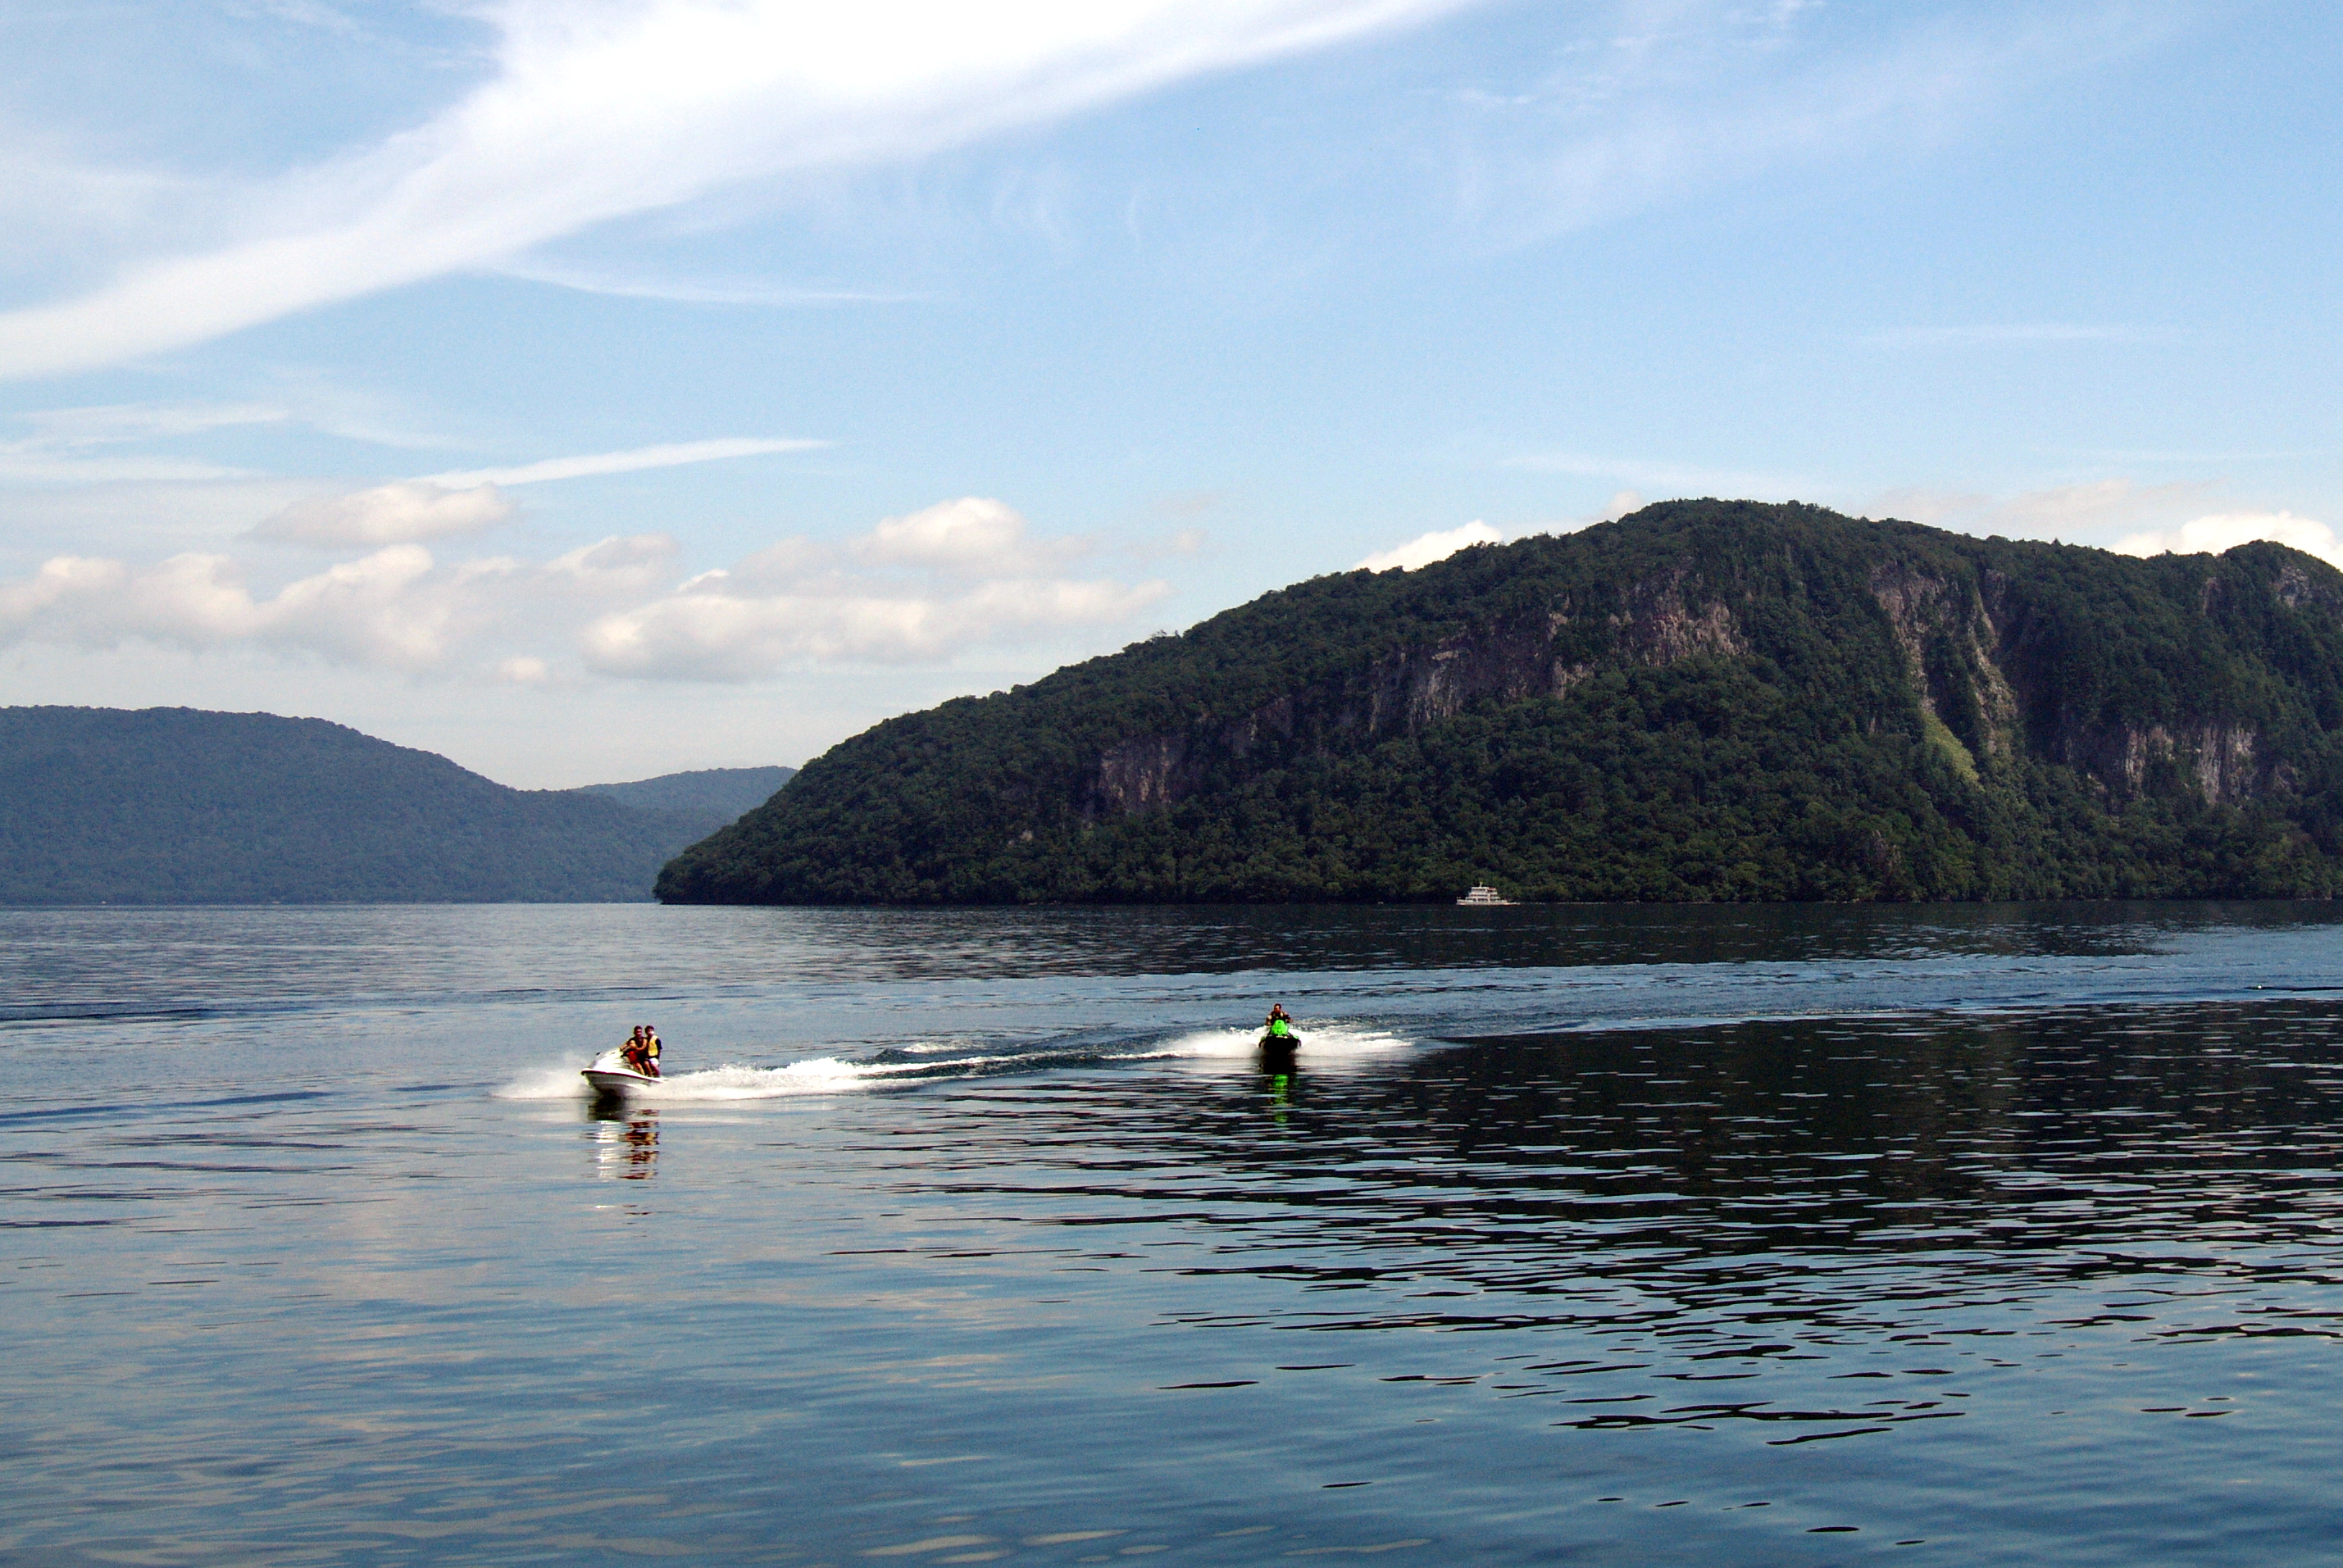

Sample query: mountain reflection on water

[4,902,2343,1566]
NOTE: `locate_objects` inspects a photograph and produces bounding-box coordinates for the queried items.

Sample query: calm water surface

[7,902,2343,1565]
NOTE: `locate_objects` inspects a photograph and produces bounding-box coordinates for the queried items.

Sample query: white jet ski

[582,1050,663,1095]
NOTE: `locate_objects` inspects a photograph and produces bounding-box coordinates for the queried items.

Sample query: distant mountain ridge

[659,500,2343,905]
[0,707,790,904]
[576,766,794,816]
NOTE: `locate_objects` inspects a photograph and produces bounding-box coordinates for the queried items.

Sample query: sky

[2,0,2337,787]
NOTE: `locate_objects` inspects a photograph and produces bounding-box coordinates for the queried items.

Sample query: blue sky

[2,0,2336,785]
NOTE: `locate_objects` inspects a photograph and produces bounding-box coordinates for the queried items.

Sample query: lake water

[7,901,2343,1566]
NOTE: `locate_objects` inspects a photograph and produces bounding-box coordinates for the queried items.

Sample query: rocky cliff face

[1088,537,2342,823]
[2273,560,2343,616]
[1088,569,1751,820]
[1872,555,2322,807]
[1867,561,2015,776]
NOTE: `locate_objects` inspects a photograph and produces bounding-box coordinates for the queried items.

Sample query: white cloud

[253,481,516,546]
[1867,484,2343,573]
[0,556,121,628]
[546,533,685,593]
[857,495,1090,574]
[721,538,833,588]
[863,495,1026,567]
[422,437,824,488]
[2115,511,2343,572]
[0,0,1466,379]
[583,575,1167,679]
[1358,520,1502,572]
[585,497,1162,678]
[0,545,485,670]
[494,655,554,685]
[1586,489,1644,526]
[0,494,1168,681]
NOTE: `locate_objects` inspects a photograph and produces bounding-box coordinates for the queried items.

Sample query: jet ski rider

[1263,1005,1294,1042]
[620,1025,663,1078]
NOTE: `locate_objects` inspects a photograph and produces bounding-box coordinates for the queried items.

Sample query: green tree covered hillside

[0,708,735,904]
[658,501,2343,906]
[574,765,794,816]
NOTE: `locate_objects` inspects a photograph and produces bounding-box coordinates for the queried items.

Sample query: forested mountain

[0,708,776,904]
[575,765,794,816]
[659,500,2343,906]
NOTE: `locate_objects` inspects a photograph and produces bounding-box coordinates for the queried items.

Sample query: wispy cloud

[494,260,931,307]
[1862,324,2148,348]
[0,0,1467,380]
[1863,479,2226,543]
[0,394,477,488]
[225,0,364,35]
[239,437,826,548]
[2034,445,2314,466]
[1504,449,1806,498]
[0,452,257,486]
[422,437,825,489]
[1442,4,2171,248]
[0,142,211,272]
[20,402,290,444]
[0,400,289,484]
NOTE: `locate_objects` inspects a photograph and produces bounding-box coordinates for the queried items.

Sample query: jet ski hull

[583,1066,662,1093]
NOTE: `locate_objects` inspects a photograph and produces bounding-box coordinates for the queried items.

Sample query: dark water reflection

[917,998,2343,1370]
[7,898,2340,1021]
[7,906,2343,1565]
